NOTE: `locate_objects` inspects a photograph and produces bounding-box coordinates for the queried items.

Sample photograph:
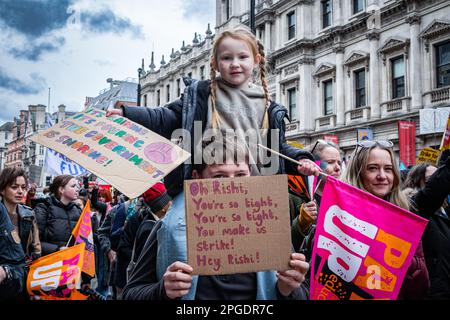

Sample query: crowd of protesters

[1,24,450,301]
[1,138,449,301]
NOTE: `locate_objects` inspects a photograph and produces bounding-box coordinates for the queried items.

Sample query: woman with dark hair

[404,162,450,299]
[34,175,81,255]
[344,140,430,300]
[0,167,41,263]
[403,164,437,190]
[0,201,26,300]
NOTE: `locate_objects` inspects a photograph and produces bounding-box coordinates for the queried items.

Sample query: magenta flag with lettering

[310,177,428,300]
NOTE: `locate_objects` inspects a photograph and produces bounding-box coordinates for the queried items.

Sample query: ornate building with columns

[253,0,450,160]
[140,0,450,160]
[138,24,215,109]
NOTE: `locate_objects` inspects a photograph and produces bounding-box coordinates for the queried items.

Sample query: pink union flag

[310,177,428,300]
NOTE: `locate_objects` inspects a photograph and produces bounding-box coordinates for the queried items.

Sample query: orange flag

[288,175,311,200]
[72,201,96,277]
[27,243,85,300]
[440,115,450,151]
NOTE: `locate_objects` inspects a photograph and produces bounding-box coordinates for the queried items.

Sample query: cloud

[81,9,144,39]
[0,0,73,38]
[181,0,215,23]
[0,1,144,42]
[0,69,46,95]
[0,97,21,124]
[9,37,66,61]
[93,59,115,67]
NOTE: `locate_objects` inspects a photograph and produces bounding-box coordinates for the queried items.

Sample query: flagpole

[257,144,328,178]
[66,234,73,247]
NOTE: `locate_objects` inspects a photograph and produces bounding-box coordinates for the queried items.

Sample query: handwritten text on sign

[185,175,291,275]
[30,108,190,199]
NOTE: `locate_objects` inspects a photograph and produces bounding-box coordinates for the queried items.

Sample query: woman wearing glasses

[291,140,342,254]
[344,140,430,300]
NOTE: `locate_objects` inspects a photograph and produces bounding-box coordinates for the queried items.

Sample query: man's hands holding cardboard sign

[162,253,310,299]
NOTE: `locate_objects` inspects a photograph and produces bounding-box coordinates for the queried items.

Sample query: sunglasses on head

[357,140,393,149]
[311,139,337,154]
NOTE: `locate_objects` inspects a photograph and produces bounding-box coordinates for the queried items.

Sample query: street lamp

[137,68,142,106]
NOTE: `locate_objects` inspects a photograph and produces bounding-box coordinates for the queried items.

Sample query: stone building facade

[231,0,450,159]
[4,104,74,185]
[138,24,215,109]
[0,122,13,171]
[139,0,450,161]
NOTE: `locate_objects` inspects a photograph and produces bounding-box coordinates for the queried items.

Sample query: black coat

[115,206,156,289]
[0,202,26,299]
[123,79,314,197]
[34,196,81,255]
[411,155,450,299]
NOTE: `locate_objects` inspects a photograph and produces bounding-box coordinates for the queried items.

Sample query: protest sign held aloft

[31,107,191,198]
[185,175,291,276]
[45,149,88,176]
[416,147,440,165]
[310,177,428,300]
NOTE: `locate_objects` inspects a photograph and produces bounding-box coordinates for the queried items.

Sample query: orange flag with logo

[27,243,85,300]
[72,201,96,277]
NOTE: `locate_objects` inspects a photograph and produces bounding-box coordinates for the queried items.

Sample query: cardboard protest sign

[72,201,95,277]
[27,243,85,300]
[30,107,190,198]
[416,147,440,165]
[310,177,428,300]
[185,175,291,275]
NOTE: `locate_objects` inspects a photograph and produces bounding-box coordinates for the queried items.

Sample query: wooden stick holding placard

[257,144,328,178]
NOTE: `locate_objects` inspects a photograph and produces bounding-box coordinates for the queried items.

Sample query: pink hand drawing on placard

[144,142,176,164]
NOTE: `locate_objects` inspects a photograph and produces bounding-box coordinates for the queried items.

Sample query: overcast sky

[0,0,215,124]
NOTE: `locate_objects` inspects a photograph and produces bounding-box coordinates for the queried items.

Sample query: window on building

[166,85,170,102]
[287,11,296,41]
[200,66,205,80]
[287,88,297,121]
[39,160,43,167]
[391,56,405,99]
[225,0,231,20]
[354,69,366,108]
[353,0,364,14]
[143,94,147,107]
[323,80,333,115]
[322,0,332,29]
[40,146,44,155]
[258,27,264,41]
[177,79,181,97]
[188,72,193,79]
[157,90,161,106]
[436,40,450,88]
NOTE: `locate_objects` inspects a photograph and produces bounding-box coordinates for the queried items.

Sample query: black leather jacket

[0,202,26,299]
